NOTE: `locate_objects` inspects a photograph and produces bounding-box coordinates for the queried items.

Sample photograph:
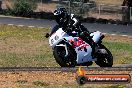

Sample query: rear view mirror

[45,33,50,38]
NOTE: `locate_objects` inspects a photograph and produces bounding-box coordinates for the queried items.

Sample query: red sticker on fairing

[69,38,89,52]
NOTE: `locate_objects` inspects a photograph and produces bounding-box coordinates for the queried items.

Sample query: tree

[83,0,89,3]
[122,0,132,24]
[0,0,2,10]
[12,0,36,16]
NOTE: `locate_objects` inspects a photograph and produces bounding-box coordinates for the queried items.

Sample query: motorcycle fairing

[49,28,99,64]
[49,28,65,47]
[64,36,95,64]
[90,31,102,43]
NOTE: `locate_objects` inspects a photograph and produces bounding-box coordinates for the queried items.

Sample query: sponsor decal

[76,67,131,85]
[69,38,89,52]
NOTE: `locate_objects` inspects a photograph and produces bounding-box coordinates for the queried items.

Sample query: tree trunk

[122,0,131,24]
[83,0,88,3]
[0,1,2,10]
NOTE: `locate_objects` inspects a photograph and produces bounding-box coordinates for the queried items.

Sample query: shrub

[29,12,54,19]
[12,0,36,17]
[96,18,108,24]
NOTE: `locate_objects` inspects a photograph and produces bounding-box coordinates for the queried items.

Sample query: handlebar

[45,33,50,38]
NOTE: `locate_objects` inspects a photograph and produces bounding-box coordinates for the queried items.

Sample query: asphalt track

[0,16,132,36]
[0,67,132,72]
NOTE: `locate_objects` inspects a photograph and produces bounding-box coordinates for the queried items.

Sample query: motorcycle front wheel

[53,45,77,67]
[95,44,113,67]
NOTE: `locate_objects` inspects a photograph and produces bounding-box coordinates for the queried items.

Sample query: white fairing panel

[90,31,101,43]
[49,28,66,47]
[64,36,94,64]
[74,40,93,64]
[49,28,99,64]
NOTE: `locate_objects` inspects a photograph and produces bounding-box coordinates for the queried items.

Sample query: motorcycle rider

[53,7,96,58]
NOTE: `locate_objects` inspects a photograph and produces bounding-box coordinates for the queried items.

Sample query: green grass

[0,25,58,67]
[103,40,132,64]
[0,25,131,67]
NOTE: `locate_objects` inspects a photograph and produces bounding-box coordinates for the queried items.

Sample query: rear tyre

[53,44,77,67]
[95,44,113,67]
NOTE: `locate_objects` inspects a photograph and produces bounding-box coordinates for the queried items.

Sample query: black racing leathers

[59,15,96,58]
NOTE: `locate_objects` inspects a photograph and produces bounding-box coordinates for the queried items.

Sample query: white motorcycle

[45,25,113,67]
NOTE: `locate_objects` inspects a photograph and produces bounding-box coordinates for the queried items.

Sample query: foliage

[11,0,37,16]
[69,0,96,16]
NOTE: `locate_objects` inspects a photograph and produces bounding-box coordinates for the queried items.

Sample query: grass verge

[0,25,131,67]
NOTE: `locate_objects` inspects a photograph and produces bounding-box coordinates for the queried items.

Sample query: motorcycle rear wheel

[95,44,113,67]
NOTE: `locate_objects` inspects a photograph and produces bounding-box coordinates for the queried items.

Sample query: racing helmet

[54,7,68,25]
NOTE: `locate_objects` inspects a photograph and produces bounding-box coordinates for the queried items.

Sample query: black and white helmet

[54,7,68,25]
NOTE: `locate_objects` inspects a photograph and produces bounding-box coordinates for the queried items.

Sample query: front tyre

[53,45,76,67]
[95,44,113,67]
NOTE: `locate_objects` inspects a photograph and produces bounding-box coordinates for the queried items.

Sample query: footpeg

[98,49,107,54]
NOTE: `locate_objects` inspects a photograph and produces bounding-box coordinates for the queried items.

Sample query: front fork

[56,44,69,57]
